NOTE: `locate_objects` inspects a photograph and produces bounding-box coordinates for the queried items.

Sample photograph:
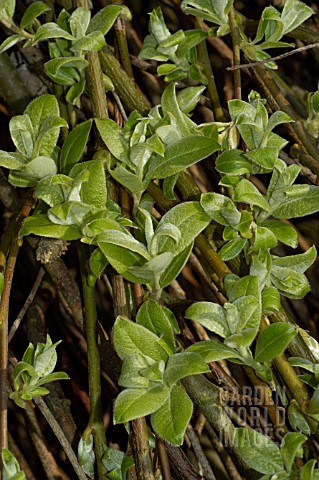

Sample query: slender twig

[34,397,89,480]
[228,7,242,100]
[187,424,216,480]
[227,42,319,70]
[156,436,171,480]
[8,267,45,342]
[78,243,107,479]
[195,18,225,122]
[0,190,34,459]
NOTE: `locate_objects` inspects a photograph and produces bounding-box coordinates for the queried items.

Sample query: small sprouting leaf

[185,302,230,338]
[33,335,61,377]
[253,227,278,252]
[20,2,50,30]
[234,179,270,211]
[186,341,244,363]
[146,135,220,180]
[234,428,284,474]
[20,214,82,240]
[95,118,128,162]
[254,323,296,362]
[151,384,193,445]
[226,274,260,303]
[281,0,313,35]
[113,316,168,362]
[159,243,193,289]
[70,159,107,211]
[2,448,26,480]
[59,120,92,174]
[300,459,317,480]
[180,0,234,26]
[78,433,95,479]
[118,354,156,389]
[0,151,25,170]
[164,352,209,386]
[288,402,311,435]
[219,237,247,261]
[113,384,169,423]
[44,57,88,86]
[25,95,60,137]
[69,7,90,39]
[270,266,311,299]
[32,23,75,43]
[102,447,134,480]
[280,432,306,473]
[89,248,108,279]
[177,86,206,113]
[136,300,175,351]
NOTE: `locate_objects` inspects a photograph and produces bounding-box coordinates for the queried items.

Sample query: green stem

[0,190,34,463]
[195,18,225,121]
[78,243,107,479]
[99,45,150,115]
[229,7,242,100]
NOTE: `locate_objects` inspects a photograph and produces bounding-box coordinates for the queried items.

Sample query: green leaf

[2,448,26,480]
[87,5,123,35]
[233,428,284,474]
[157,201,210,254]
[159,243,193,289]
[147,135,219,180]
[35,371,69,386]
[180,0,234,25]
[136,300,175,351]
[95,118,128,162]
[226,274,260,303]
[78,434,95,479]
[20,214,82,240]
[270,266,311,299]
[280,432,306,473]
[254,323,296,362]
[186,341,244,363]
[287,402,311,435]
[114,384,169,423]
[20,2,50,30]
[0,151,25,170]
[151,384,192,445]
[69,159,107,211]
[98,242,147,284]
[71,31,105,52]
[216,150,252,176]
[253,227,278,252]
[272,185,319,219]
[300,459,317,480]
[0,34,25,54]
[110,165,144,195]
[177,86,206,113]
[89,248,108,279]
[200,192,241,228]
[68,7,90,39]
[0,0,15,21]
[219,237,247,261]
[246,147,278,174]
[232,295,261,333]
[234,179,270,211]
[118,354,156,389]
[113,316,168,362]
[25,95,60,138]
[185,302,230,338]
[9,115,34,158]
[164,352,208,387]
[48,201,92,227]
[281,0,313,35]
[271,245,317,274]
[33,335,61,377]
[97,230,150,260]
[59,120,92,174]
[261,286,280,314]
[32,23,75,43]
[44,57,88,86]
[259,220,298,248]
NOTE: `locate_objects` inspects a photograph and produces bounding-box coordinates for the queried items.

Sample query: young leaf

[78,433,95,479]
[233,428,284,474]
[25,95,60,138]
[118,354,156,389]
[69,159,107,211]
[216,150,252,176]
[87,5,123,35]
[151,384,193,445]
[32,23,75,43]
[20,2,50,30]
[0,34,25,54]
[71,31,105,52]
[185,302,230,338]
[20,214,82,241]
[164,352,209,386]
[234,179,270,211]
[113,316,168,362]
[113,384,169,423]
[136,300,175,351]
[186,341,244,363]
[259,220,298,248]
[201,192,241,228]
[9,115,34,159]
[254,323,296,362]
[271,245,317,274]
[270,266,311,299]
[2,449,26,480]
[156,201,211,254]
[219,237,247,262]
[159,243,193,289]
[271,185,319,219]
[280,432,306,473]
[146,135,220,180]
[261,286,281,314]
[59,119,92,174]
